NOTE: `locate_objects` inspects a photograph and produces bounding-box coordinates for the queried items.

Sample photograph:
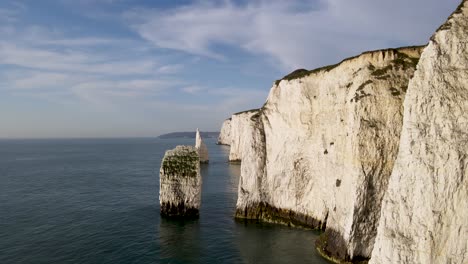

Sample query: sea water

[0,138,328,263]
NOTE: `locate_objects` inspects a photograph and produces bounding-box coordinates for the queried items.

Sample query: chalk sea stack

[159,145,202,218]
[195,128,209,163]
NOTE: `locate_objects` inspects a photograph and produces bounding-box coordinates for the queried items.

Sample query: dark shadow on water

[200,163,209,179]
[158,217,202,264]
[233,219,326,264]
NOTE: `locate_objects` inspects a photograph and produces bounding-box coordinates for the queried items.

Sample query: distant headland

[157,131,219,139]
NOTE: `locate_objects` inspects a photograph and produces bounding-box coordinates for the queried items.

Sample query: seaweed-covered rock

[159,145,201,218]
[195,128,209,163]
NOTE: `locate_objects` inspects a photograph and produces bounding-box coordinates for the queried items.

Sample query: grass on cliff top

[233,108,260,115]
[432,0,466,36]
[370,51,420,77]
[274,64,340,86]
[162,153,199,178]
[274,45,425,86]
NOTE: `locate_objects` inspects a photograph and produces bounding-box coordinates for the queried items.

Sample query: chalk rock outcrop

[195,128,209,163]
[370,2,468,263]
[217,118,231,145]
[235,46,424,261]
[228,110,259,162]
[159,145,201,218]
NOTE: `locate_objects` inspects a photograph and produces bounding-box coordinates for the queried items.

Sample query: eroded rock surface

[235,46,424,261]
[370,2,468,263]
[159,145,201,218]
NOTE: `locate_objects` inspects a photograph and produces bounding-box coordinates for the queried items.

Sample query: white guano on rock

[370,1,468,263]
[195,128,209,163]
[235,46,424,261]
[159,145,201,218]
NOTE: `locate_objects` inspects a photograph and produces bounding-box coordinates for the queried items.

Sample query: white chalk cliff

[235,46,424,261]
[228,110,259,162]
[217,118,231,145]
[224,2,467,262]
[370,1,468,263]
[195,129,209,163]
[159,145,201,218]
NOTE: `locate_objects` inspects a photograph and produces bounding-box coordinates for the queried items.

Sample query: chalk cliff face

[217,118,231,145]
[235,46,424,261]
[195,129,209,163]
[228,110,259,162]
[370,2,468,263]
[159,145,201,218]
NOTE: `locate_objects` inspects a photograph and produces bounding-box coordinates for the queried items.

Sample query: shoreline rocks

[159,145,202,218]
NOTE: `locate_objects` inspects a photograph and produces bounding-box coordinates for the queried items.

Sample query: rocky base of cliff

[235,202,327,229]
[160,202,200,219]
[315,229,370,264]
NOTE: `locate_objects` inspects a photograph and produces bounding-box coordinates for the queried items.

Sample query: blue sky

[0,0,460,138]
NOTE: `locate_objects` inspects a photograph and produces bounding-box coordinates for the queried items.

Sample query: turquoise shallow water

[0,138,328,264]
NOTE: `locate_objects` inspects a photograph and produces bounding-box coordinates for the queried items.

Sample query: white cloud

[0,42,159,76]
[181,85,205,94]
[9,72,73,90]
[0,22,188,111]
[128,0,460,70]
[157,64,184,74]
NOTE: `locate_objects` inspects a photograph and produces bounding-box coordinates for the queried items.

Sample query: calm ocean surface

[0,138,328,264]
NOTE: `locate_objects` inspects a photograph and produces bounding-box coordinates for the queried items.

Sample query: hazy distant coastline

[157,132,219,139]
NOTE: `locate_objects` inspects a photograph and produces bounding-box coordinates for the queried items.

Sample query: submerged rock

[235,46,423,261]
[370,1,468,263]
[159,145,201,218]
[195,128,209,163]
[217,118,231,145]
